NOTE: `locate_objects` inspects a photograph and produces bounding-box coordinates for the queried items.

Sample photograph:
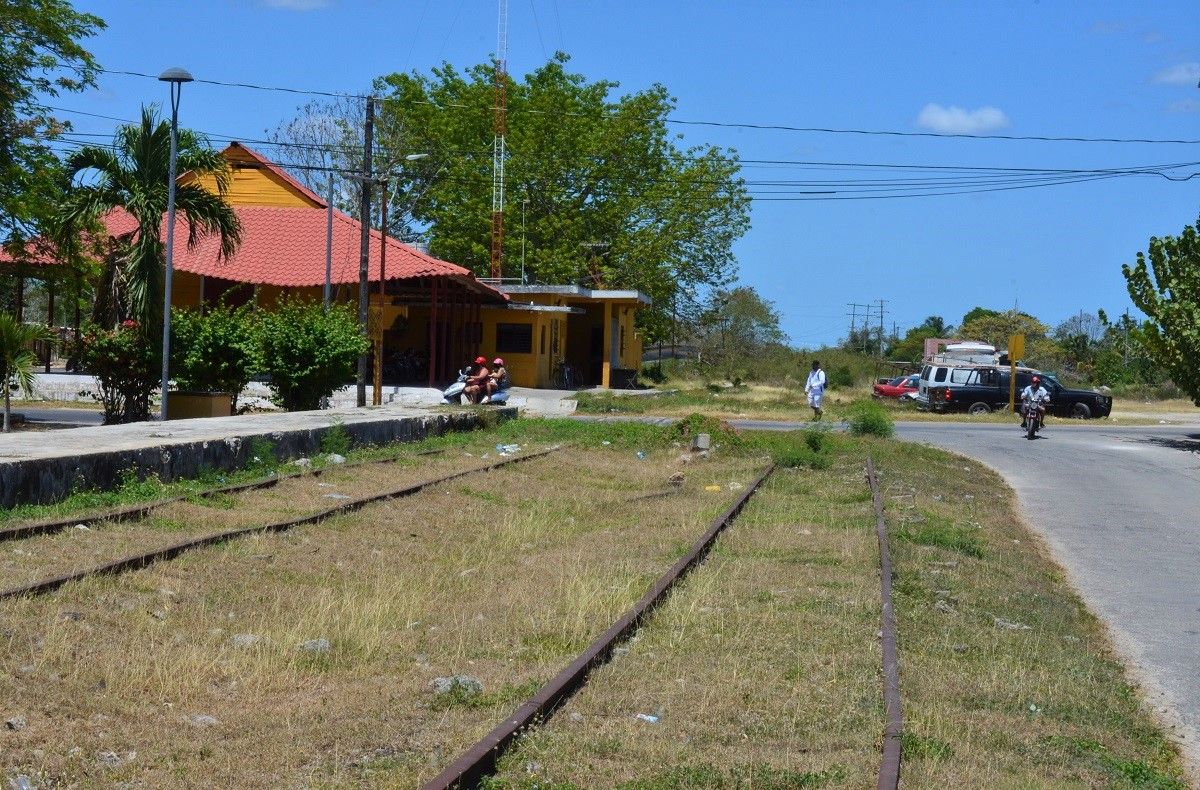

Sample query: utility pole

[847,302,869,351]
[877,299,886,358]
[324,170,334,310]
[356,96,374,408]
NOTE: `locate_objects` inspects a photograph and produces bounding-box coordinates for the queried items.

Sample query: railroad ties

[0,447,558,601]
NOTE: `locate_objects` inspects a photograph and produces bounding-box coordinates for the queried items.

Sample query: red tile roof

[6,206,506,301]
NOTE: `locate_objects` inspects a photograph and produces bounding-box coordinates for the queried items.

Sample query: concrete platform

[0,403,514,508]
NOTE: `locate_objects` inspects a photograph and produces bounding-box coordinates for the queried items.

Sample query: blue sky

[63,0,1200,347]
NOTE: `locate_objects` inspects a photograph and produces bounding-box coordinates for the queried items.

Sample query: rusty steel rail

[0,447,448,543]
[424,463,776,790]
[0,446,557,602]
[866,456,903,790]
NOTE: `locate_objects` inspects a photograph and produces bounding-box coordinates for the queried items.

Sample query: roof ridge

[223,142,328,208]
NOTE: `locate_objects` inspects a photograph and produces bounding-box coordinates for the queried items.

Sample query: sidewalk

[20,372,579,418]
[0,402,511,508]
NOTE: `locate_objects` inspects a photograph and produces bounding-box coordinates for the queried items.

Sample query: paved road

[895,421,1200,772]
[12,407,104,426]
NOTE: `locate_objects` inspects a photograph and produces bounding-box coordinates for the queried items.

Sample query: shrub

[845,399,895,437]
[256,298,368,411]
[170,303,259,411]
[828,365,854,389]
[320,420,352,456]
[76,320,159,424]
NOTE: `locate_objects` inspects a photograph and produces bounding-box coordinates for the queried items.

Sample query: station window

[496,322,533,354]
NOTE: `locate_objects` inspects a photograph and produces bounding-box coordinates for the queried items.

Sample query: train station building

[2,143,648,390]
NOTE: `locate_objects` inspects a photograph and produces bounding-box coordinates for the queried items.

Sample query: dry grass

[0,441,762,787]
[485,436,1185,788]
[487,451,882,787]
[0,423,1184,788]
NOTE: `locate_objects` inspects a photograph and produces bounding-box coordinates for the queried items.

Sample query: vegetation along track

[0,448,448,543]
[867,456,903,790]
[424,462,776,789]
[0,447,559,601]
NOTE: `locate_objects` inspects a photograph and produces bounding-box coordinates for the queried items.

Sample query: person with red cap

[1020,373,1050,433]
[463,356,490,404]
[485,357,510,400]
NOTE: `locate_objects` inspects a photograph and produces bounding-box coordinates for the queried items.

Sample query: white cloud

[1167,98,1200,113]
[1152,62,1200,86]
[262,0,330,10]
[916,104,1010,135]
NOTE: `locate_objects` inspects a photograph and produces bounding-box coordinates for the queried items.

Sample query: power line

[93,67,1200,146]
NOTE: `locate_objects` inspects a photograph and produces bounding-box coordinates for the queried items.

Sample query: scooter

[481,388,510,405]
[442,367,471,404]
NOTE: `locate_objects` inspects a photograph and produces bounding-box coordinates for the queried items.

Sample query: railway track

[423,456,905,789]
[423,462,776,789]
[0,446,559,601]
[867,456,904,790]
[0,448,448,543]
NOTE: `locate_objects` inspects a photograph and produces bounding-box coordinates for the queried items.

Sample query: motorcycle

[442,366,472,404]
[1021,398,1045,440]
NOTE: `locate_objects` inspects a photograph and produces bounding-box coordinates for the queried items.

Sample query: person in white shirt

[1020,374,1051,430]
[804,360,827,420]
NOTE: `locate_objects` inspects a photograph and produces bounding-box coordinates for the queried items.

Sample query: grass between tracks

[0,418,1186,788]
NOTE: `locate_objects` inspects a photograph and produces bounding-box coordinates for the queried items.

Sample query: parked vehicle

[925,366,1112,419]
[873,374,919,400]
[442,366,471,404]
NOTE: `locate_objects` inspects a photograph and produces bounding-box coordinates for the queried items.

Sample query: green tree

[887,315,954,363]
[0,0,104,251]
[1123,216,1200,405]
[256,298,368,411]
[62,107,242,331]
[0,313,54,431]
[691,286,786,371]
[169,303,259,411]
[959,309,1063,371]
[960,306,999,327]
[279,55,750,343]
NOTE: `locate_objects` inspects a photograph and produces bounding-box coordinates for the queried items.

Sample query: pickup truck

[926,367,1112,419]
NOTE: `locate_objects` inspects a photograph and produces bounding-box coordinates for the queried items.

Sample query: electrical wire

[92,68,1200,146]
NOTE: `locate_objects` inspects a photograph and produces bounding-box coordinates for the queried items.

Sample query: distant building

[2,143,649,389]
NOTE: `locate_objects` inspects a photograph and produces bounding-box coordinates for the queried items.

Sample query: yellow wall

[479,309,549,388]
[182,147,321,209]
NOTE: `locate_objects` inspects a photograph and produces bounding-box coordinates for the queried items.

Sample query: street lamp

[158,66,193,421]
[349,153,428,407]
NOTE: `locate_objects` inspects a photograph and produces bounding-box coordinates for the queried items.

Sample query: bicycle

[552,359,577,390]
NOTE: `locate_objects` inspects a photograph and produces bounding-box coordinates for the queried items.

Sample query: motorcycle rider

[463,356,490,404]
[1020,374,1051,432]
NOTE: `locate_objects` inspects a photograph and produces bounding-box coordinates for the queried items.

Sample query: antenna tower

[490,0,508,279]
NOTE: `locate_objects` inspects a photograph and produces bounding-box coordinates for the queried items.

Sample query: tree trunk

[3,384,10,433]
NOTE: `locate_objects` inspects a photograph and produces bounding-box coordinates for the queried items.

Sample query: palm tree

[62,106,242,329]
[0,314,54,433]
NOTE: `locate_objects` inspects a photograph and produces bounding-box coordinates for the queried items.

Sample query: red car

[873,374,919,399]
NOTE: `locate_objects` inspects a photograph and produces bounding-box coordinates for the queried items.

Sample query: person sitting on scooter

[485,357,510,401]
[1020,374,1050,429]
[463,356,490,404]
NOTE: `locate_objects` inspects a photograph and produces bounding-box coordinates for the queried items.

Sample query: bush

[170,303,258,411]
[320,420,352,456]
[845,399,895,437]
[828,365,854,389]
[256,298,368,411]
[76,320,159,424]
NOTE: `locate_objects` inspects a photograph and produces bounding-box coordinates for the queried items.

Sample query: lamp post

[158,66,193,422]
[350,153,427,407]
